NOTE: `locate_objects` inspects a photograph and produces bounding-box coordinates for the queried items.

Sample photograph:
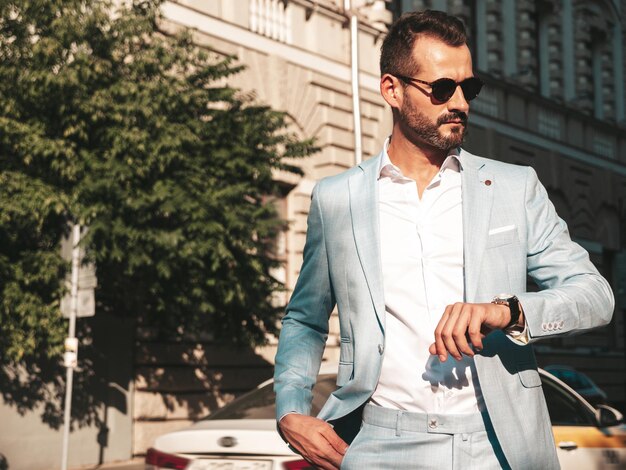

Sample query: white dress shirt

[370,142,484,414]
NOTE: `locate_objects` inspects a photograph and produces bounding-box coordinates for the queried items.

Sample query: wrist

[491,294,521,329]
[279,412,301,427]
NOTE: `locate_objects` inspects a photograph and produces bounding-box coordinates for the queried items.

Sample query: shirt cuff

[505,320,529,345]
[279,411,300,422]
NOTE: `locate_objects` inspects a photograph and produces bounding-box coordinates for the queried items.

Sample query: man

[274,10,614,470]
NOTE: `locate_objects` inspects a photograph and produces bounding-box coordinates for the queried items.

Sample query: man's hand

[278,413,348,470]
[428,302,511,362]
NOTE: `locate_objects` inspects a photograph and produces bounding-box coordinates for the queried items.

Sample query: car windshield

[204,374,337,420]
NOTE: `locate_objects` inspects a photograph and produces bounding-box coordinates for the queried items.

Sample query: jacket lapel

[348,154,386,332]
[346,148,493,328]
[460,150,494,302]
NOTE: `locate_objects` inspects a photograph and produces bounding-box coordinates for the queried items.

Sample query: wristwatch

[491,294,521,329]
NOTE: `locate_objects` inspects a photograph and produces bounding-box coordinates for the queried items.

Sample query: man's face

[397,36,474,151]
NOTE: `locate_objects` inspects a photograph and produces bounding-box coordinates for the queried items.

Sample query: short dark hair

[380,10,467,77]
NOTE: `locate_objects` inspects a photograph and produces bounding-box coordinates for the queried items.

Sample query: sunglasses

[395,75,484,103]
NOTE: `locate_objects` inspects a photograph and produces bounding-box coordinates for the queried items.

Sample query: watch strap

[492,295,521,329]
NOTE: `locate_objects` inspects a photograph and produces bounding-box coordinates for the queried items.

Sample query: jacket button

[378,344,384,355]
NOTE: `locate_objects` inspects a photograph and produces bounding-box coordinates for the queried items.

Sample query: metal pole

[61,223,81,470]
[345,0,363,165]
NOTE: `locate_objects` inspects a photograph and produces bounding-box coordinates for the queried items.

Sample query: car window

[204,375,337,420]
[310,376,338,413]
[541,375,596,426]
[549,369,594,390]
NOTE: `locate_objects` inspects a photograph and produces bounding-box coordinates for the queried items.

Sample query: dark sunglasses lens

[431,79,457,102]
[460,77,483,101]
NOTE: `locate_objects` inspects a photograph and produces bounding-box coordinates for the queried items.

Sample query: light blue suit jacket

[274,148,614,469]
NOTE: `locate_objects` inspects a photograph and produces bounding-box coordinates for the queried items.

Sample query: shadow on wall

[133,335,275,452]
[0,453,7,470]
[0,314,132,467]
[0,306,276,461]
[0,321,111,431]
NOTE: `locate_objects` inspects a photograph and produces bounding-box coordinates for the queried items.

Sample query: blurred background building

[2,1,624,468]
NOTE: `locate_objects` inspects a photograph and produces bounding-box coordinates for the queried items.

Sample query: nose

[447,85,469,114]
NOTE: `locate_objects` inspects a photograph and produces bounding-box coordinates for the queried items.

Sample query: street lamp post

[345,0,363,165]
[60,223,81,470]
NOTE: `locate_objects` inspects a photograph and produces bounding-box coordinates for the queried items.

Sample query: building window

[537,108,562,140]
[472,85,499,117]
[591,132,615,159]
[395,0,448,14]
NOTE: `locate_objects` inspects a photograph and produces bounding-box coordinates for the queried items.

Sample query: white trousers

[340,404,511,470]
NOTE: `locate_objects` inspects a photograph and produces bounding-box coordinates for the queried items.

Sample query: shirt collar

[378,137,462,180]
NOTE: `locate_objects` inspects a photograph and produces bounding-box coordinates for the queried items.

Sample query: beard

[399,98,468,151]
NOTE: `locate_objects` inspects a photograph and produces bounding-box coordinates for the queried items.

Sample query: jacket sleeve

[516,167,615,342]
[273,182,336,420]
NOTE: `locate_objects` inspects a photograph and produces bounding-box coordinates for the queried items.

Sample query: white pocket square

[488,225,516,236]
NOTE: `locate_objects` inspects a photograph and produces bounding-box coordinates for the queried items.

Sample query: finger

[322,425,349,454]
[322,447,345,469]
[312,423,346,469]
[467,310,484,351]
[301,434,343,470]
[304,453,337,470]
[315,436,345,469]
[434,305,452,361]
[451,308,474,357]
[280,415,343,468]
[440,303,464,361]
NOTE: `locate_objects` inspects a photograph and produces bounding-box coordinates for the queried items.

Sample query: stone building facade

[130,0,626,456]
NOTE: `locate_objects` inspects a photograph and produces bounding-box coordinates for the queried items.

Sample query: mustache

[438,112,468,125]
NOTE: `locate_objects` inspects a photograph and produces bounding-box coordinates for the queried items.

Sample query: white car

[146,365,626,470]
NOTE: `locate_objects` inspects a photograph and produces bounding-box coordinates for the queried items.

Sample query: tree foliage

[0,0,314,369]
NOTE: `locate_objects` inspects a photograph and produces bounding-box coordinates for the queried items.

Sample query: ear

[380,73,403,110]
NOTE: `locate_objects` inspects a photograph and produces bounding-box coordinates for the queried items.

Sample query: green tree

[0,0,313,422]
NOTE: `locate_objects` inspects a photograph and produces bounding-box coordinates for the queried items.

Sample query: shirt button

[378,344,384,355]
[429,419,438,429]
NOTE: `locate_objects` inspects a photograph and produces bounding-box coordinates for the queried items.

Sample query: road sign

[60,229,97,318]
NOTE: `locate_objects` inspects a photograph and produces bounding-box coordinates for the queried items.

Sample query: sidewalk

[70,458,144,470]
